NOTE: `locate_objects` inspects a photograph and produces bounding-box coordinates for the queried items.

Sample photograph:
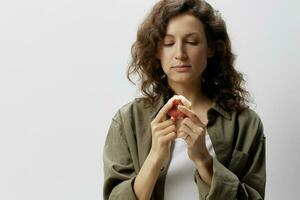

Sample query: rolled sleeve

[194,158,239,199]
[194,133,266,199]
[105,176,137,200]
[103,116,137,200]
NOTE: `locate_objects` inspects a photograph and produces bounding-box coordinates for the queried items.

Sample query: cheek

[160,50,172,61]
[159,51,172,70]
[191,49,208,69]
[160,59,168,72]
[193,46,208,58]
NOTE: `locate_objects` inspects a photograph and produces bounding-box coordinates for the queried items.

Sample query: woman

[103,0,266,199]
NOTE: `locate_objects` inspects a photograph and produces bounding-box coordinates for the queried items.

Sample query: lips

[171,65,191,72]
[172,64,191,67]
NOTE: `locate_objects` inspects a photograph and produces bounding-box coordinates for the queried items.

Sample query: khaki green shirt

[103,97,266,200]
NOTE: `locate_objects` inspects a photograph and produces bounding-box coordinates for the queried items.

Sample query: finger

[160,132,176,144]
[153,99,174,123]
[152,119,174,133]
[178,131,192,145]
[177,131,187,139]
[157,119,174,130]
[184,134,193,146]
[177,105,197,121]
[181,118,204,135]
[178,105,205,127]
[181,130,198,147]
[181,118,196,131]
[178,124,197,140]
[178,123,192,135]
[157,124,176,136]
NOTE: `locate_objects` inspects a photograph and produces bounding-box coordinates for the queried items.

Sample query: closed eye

[186,41,199,45]
[163,43,174,47]
[163,42,198,47]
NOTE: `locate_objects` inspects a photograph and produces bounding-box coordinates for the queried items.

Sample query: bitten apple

[167,95,192,138]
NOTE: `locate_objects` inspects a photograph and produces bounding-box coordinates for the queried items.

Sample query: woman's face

[157,13,212,86]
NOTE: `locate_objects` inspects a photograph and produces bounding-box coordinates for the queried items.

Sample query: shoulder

[236,107,262,121]
[232,107,265,141]
[113,97,157,124]
[235,107,263,129]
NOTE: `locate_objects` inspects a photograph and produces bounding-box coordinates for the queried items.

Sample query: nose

[174,43,187,60]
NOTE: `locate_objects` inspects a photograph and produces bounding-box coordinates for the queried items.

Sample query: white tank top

[164,131,216,200]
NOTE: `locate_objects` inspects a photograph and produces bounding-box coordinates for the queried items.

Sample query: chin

[168,75,197,84]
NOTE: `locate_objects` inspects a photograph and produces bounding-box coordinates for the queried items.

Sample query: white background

[0,0,299,199]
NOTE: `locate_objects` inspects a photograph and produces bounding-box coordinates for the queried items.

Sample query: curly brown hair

[127,0,251,113]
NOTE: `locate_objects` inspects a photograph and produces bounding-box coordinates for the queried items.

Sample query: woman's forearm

[195,156,213,185]
[133,152,163,200]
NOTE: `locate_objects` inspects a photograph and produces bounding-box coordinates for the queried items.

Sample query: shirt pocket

[229,149,248,177]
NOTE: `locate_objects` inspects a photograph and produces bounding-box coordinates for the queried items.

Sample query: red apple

[167,99,186,120]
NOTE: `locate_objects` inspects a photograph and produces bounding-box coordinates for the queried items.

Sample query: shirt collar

[150,95,232,120]
[150,95,165,119]
[210,101,232,120]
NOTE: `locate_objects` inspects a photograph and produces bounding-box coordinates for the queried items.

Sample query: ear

[207,47,215,58]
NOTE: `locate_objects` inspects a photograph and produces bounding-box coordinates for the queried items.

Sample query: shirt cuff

[194,157,239,199]
[108,176,137,200]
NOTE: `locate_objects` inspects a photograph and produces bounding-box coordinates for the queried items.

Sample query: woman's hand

[149,99,177,167]
[133,100,177,200]
[177,105,213,185]
[178,106,212,171]
[177,105,212,166]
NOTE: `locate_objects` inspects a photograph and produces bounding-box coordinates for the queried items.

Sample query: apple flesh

[167,99,186,120]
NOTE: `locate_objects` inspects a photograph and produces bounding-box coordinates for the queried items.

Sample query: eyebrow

[164,32,200,38]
